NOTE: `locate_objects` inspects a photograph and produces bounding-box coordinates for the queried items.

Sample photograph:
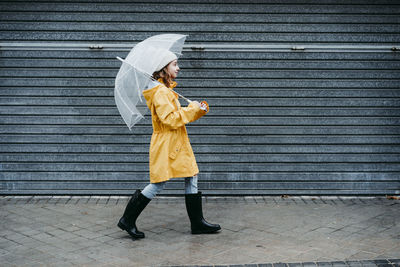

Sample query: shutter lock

[89,45,103,49]
[191,46,205,51]
[291,46,305,51]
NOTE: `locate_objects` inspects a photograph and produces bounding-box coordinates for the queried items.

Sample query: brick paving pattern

[0,196,399,266]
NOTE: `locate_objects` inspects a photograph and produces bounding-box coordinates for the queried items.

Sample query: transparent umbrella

[114,34,189,130]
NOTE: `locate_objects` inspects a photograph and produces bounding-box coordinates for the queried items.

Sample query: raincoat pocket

[169,139,182,160]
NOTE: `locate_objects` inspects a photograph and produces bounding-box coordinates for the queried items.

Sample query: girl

[117,49,221,239]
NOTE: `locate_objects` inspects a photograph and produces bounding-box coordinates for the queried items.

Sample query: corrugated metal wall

[1,0,399,195]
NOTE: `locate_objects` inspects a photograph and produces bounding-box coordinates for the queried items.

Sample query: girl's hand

[192,101,201,108]
[191,101,208,112]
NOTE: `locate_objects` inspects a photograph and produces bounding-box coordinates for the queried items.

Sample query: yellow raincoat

[142,79,207,183]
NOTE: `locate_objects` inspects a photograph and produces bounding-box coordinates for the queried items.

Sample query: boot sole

[117,221,145,239]
[191,227,221,235]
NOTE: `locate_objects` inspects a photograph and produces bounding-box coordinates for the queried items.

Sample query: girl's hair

[152,67,173,88]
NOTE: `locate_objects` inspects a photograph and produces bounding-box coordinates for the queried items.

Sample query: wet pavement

[0,195,399,266]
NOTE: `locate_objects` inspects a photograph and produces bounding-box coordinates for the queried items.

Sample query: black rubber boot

[185,191,221,234]
[118,189,151,239]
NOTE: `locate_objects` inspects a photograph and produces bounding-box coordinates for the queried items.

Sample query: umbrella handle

[173,91,192,103]
[174,90,209,113]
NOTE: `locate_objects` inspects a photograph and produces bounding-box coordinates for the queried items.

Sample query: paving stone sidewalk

[0,195,399,266]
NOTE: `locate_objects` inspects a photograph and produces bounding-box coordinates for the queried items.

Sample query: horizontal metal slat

[1,3,399,14]
[3,181,399,191]
[2,107,400,117]
[3,69,400,79]
[2,135,399,144]
[2,32,400,43]
[2,171,398,181]
[1,125,399,135]
[1,97,399,107]
[1,12,400,24]
[3,89,400,98]
[1,49,398,60]
[3,59,400,70]
[1,153,399,163]
[1,116,400,126]
[2,78,399,88]
[2,22,400,34]
[2,162,400,172]
[3,144,400,153]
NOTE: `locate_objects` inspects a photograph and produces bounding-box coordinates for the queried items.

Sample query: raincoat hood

[143,78,178,109]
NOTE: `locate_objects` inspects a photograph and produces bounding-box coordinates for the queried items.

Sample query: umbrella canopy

[114,34,187,130]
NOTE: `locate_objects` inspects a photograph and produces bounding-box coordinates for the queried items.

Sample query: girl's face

[166,60,180,79]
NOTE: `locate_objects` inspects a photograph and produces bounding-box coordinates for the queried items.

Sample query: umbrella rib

[132,67,143,103]
[116,56,192,103]
[114,86,135,116]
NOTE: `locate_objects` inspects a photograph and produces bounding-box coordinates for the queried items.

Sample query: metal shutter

[1,1,399,195]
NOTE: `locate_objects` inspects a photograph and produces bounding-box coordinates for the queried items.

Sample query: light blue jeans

[141,176,198,199]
